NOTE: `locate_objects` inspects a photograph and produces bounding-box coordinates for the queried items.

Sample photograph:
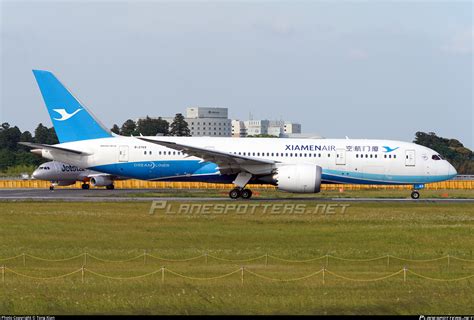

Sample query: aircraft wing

[137,137,278,175]
[18,142,90,155]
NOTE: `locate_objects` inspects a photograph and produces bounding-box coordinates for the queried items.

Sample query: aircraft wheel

[49,185,54,191]
[106,184,115,190]
[229,188,242,199]
[411,191,420,199]
[82,183,90,190]
[241,189,252,199]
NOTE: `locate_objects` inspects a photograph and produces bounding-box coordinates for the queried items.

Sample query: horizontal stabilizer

[18,142,89,155]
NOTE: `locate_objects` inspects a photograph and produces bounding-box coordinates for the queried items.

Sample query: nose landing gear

[410,190,420,199]
[410,184,424,199]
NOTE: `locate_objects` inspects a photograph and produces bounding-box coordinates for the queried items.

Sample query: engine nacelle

[90,176,114,187]
[274,164,322,193]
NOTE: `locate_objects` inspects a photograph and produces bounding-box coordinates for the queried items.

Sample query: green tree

[15,151,42,167]
[0,149,16,171]
[169,113,190,136]
[47,127,59,144]
[136,116,169,136]
[120,119,137,136]
[111,124,120,135]
[33,124,58,144]
[18,131,34,152]
[1,123,10,131]
[20,131,34,143]
[34,123,50,144]
[414,131,473,174]
[0,124,21,150]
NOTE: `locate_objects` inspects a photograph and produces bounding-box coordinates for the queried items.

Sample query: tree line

[111,114,190,137]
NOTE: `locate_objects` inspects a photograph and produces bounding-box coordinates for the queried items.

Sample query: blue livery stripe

[91,160,454,185]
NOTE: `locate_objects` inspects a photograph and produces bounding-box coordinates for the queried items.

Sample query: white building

[231,119,301,137]
[231,120,247,137]
[185,107,232,137]
[157,107,231,137]
[284,122,302,134]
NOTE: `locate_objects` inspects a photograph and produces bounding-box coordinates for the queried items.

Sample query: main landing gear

[106,184,115,190]
[229,188,253,200]
[229,172,253,200]
[81,183,90,190]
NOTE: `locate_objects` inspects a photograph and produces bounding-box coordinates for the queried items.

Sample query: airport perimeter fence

[1,252,474,266]
[1,252,473,283]
[1,265,473,284]
[0,179,473,190]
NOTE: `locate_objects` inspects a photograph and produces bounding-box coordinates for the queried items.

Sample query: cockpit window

[432,155,441,160]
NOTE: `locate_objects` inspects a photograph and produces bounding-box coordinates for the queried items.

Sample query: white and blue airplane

[21,70,457,199]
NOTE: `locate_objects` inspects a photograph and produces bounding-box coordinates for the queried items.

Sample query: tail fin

[32,70,112,143]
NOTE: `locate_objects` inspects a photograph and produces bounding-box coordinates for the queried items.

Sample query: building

[185,107,232,137]
[231,119,301,137]
[231,120,247,137]
[283,122,302,134]
[140,107,301,138]
[244,120,270,136]
[154,107,231,137]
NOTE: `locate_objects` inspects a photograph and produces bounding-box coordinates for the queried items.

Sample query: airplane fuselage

[38,136,457,186]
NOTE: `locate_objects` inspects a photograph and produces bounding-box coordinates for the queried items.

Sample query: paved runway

[0,188,473,202]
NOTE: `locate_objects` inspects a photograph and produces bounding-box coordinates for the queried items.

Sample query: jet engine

[271,164,322,193]
[90,176,114,187]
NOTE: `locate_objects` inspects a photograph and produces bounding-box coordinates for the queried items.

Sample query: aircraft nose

[32,169,41,179]
[447,163,457,179]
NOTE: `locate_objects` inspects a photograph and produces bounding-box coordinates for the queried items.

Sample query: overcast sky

[1,1,472,148]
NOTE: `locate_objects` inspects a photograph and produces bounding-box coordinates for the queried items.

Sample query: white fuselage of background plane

[38,136,457,186]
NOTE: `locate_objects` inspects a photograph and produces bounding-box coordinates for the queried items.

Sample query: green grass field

[0,200,473,315]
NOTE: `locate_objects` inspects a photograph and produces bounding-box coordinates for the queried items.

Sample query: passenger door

[405,150,415,166]
[335,149,346,165]
[118,145,129,162]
